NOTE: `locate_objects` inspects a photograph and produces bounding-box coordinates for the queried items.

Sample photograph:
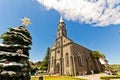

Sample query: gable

[51,37,72,50]
[62,36,72,45]
[51,40,56,50]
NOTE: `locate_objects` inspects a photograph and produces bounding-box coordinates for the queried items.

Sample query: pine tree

[40,47,50,71]
[0,25,32,80]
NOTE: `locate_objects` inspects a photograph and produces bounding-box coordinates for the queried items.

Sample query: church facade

[49,16,104,75]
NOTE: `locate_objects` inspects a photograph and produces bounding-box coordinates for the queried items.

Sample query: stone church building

[49,16,104,75]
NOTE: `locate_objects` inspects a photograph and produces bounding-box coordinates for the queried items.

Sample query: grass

[117,72,120,75]
[31,77,38,80]
[31,76,86,80]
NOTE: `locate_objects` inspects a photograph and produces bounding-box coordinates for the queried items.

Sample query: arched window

[78,52,83,66]
[88,55,90,60]
[65,53,69,67]
[51,57,54,67]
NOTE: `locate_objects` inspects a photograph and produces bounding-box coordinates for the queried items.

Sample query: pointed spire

[59,15,64,22]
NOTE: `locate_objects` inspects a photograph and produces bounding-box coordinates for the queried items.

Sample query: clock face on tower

[57,50,60,54]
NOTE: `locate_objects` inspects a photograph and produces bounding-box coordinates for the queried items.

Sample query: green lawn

[31,77,38,80]
[31,76,86,80]
[118,72,120,75]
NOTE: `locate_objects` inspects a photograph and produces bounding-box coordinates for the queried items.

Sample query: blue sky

[0,0,120,64]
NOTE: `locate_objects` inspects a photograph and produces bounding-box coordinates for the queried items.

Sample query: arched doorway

[56,63,60,73]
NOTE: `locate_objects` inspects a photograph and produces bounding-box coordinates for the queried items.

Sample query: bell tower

[57,16,67,38]
[54,16,67,75]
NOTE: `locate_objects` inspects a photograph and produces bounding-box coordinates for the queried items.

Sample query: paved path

[76,73,110,80]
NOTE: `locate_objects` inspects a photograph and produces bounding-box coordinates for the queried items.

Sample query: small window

[65,53,69,67]
[51,57,54,67]
[57,41,60,47]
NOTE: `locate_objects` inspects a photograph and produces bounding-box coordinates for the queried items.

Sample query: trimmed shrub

[101,75,120,79]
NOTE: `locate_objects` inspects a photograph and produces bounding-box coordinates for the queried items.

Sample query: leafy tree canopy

[92,50,104,59]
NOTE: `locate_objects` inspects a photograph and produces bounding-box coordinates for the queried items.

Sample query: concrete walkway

[76,73,110,80]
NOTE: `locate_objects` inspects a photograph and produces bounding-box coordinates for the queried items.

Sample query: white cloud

[36,0,120,26]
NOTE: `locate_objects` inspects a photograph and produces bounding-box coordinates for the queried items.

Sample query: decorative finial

[59,15,64,22]
[21,17,31,27]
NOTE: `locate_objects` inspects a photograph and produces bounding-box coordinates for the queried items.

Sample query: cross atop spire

[59,15,64,22]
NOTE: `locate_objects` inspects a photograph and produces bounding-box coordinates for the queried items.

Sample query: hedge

[100,75,120,79]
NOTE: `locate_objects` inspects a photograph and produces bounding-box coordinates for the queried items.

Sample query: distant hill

[29,61,43,69]
[110,64,120,71]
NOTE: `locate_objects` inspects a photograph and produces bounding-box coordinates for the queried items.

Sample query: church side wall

[72,43,104,74]
[72,43,94,75]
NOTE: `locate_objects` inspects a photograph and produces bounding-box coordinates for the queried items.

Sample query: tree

[91,50,103,59]
[0,26,32,80]
[40,47,50,70]
[92,50,104,72]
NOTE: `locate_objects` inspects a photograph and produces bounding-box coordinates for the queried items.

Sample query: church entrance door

[56,63,60,73]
